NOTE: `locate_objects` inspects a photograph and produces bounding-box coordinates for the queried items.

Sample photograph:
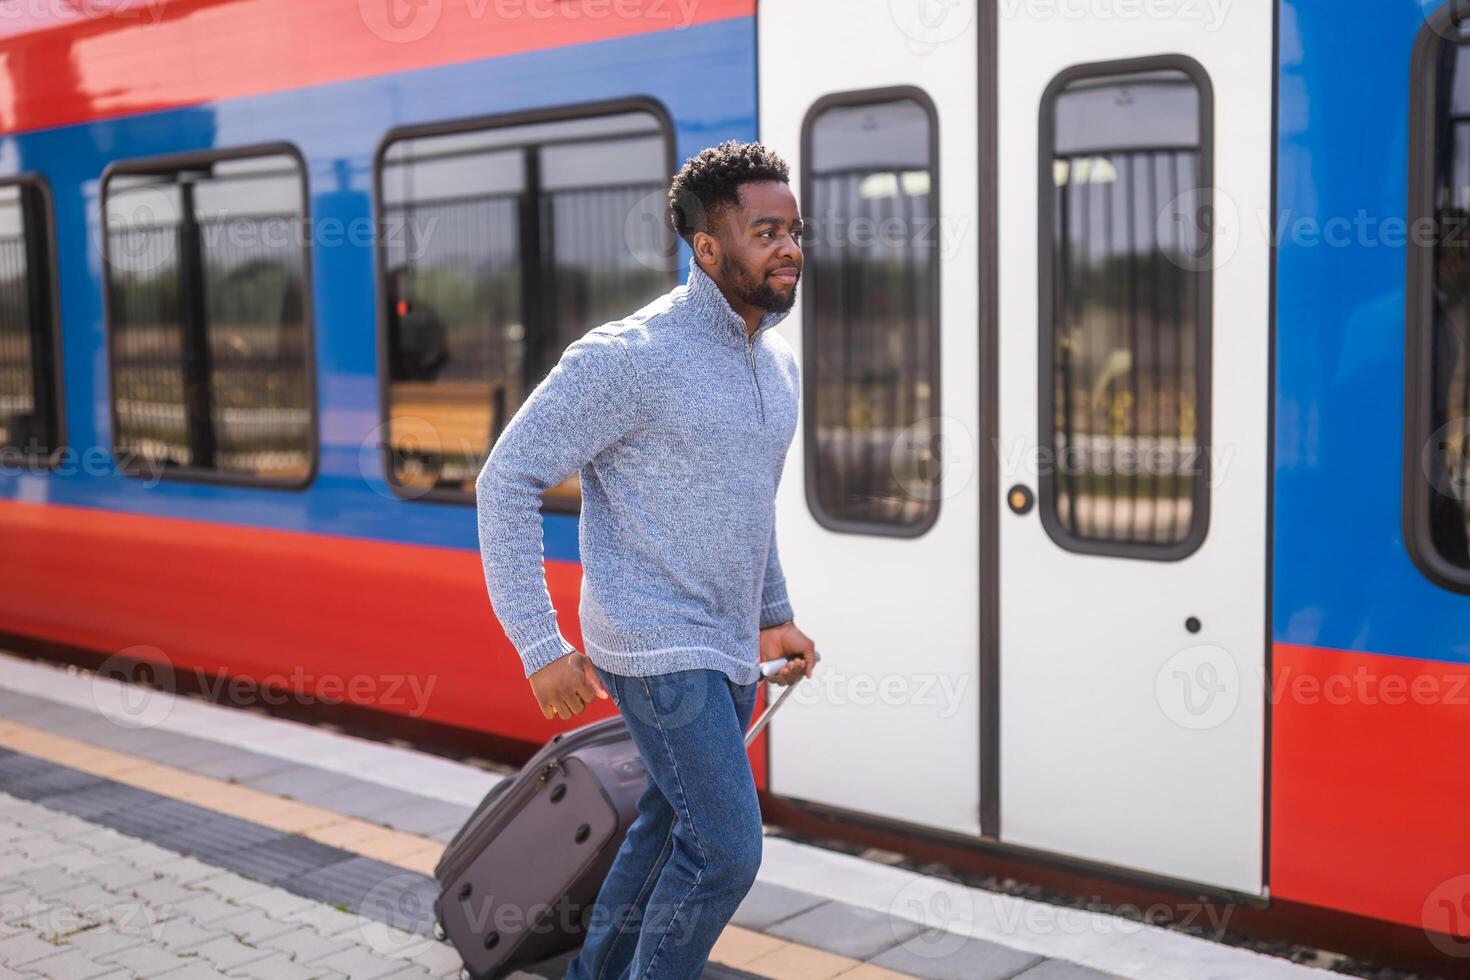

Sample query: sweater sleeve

[475,330,643,676]
[759,521,795,629]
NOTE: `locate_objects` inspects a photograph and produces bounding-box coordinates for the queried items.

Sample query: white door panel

[760,0,984,836]
[996,10,1271,892]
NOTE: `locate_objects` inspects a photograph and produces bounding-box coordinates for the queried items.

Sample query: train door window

[801,90,940,535]
[0,177,61,466]
[1408,15,1470,590]
[376,104,675,505]
[1039,62,1213,558]
[102,148,314,486]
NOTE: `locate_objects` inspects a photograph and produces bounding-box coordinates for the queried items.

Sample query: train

[1,0,1467,969]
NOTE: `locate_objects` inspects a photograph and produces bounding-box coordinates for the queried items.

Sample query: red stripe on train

[0,499,772,785]
[0,0,753,135]
[1271,642,1470,939]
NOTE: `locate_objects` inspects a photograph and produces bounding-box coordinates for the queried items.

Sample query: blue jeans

[566,666,762,980]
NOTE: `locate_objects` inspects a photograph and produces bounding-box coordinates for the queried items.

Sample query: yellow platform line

[0,717,917,979]
[0,718,443,875]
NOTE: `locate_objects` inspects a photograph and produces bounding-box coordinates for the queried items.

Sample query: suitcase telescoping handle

[744,649,820,748]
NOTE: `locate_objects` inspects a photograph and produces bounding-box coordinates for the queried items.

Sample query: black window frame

[0,173,64,470]
[100,141,319,490]
[799,85,943,538]
[1406,4,1470,593]
[1036,54,1215,561]
[371,96,677,509]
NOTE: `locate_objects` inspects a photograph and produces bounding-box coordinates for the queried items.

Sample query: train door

[758,1,986,835]
[994,10,1273,892]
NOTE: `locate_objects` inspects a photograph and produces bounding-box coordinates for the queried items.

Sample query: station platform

[0,651,1334,980]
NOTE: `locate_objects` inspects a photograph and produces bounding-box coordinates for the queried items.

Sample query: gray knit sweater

[475,255,799,686]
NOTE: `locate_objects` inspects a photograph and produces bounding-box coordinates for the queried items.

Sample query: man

[475,140,818,980]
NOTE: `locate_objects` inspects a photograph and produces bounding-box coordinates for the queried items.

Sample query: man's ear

[692,229,719,271]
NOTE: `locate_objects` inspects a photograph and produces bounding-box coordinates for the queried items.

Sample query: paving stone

[403,939,464,978]
[373,964,435,980]
[149,856,227,888]
[222,949,338,980]
[60,923,144,960]
[731,881,829,931]
[150,961,235,979]
[308,946,414,979]
[216,835,347,886]
[97,940,195,976]
[151,917,220,952]
[35,785,143,824]
[870,930,1045,980]
[187,875,267,905]
[768,898,926,960]
[186,935,271,972]
[300,781,431,824]
[154,815,288,867]
[165,893,244,928]
[24,947,115,979]
[235,886,317,920]
[1015,959,1122,979]
[284,857,435,930]
[187,751,293,786]
[364,799,472,838]
[207,909,295,946]
[4,770,108,805]
[123,877,195,908]
[77,860,154,893]
[0,930,66,966]
[242,769,359,801]
[144,739,241,771]
[258,925,355,963]
[105,799,216,843]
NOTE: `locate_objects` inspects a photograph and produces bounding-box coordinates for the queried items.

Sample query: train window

[1409,15,1470,590]
[376,105,675,505]
[801,90,941,536]
[1038,61,1213,559]
[102,148,314,486]
[0,177,61,466]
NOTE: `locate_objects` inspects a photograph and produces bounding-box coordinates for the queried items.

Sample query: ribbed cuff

[504,609,578,677]
[759,580,794,629]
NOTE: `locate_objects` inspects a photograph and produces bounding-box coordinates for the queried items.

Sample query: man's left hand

[759,620,816,686]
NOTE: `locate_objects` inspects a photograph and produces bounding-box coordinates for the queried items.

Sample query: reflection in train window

[377,107,675,504]
[1411,24,1470,584]
[0,179,60,465]
[1040,65,1212,557]
[103,150,313,485]
[802,93,940,535]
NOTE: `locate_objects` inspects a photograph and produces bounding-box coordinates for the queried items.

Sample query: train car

[1,0,1467,969]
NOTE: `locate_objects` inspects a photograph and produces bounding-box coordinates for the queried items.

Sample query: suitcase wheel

[432,919,446,942]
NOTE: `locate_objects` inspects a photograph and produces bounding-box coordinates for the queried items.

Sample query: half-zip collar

[681,254,793,350]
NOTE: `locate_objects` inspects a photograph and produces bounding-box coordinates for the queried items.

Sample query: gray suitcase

[433,662,807,980]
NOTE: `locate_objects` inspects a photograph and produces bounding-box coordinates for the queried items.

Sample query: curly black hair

[667,140,790,246]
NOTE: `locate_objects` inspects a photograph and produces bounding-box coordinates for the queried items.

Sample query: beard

[719,253,798,314]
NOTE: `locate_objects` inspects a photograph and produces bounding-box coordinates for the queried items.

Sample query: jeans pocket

[597,666,622,708]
